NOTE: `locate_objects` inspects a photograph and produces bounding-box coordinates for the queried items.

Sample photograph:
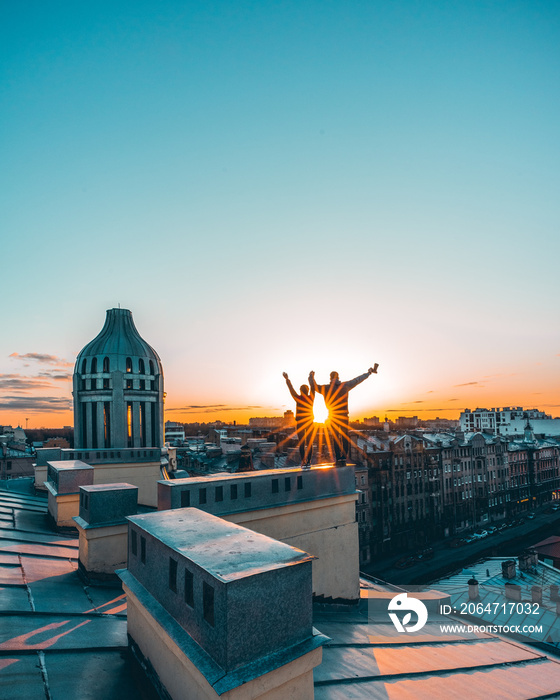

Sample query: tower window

[126,357,132,373]
[82,359,87,374]
[139,359,145,374]
[91,358,97,374]
[103,402,111,448]
[127,402,133,447]
[149,360,154,375]
[103,357,110,372]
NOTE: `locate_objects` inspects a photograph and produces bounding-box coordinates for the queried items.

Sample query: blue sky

[1,1,559,426]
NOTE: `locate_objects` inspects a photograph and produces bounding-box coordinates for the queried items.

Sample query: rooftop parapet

[37,447,160,467]
[157,464,356,514]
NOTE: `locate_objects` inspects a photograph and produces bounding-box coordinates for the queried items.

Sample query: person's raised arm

[283,372,299,401]
[346,364,379,390]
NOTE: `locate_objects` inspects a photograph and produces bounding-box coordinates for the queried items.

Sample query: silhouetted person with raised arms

[309,364,378,465]
[283,372,315,467]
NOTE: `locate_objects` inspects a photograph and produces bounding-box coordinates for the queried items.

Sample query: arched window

[91,358,97,374]
[126,357,132,373]
[103,357,110,372]
[139,359,145,375]
[81,359,87,374]
[149,360,154,375]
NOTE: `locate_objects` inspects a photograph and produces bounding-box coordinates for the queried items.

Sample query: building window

[91,357,97,374]
[131,530,137,556]
[82,359,87,374]
[272,479,279,494]
[203,582,215,626]
[140,536,146,564]
[230,484,238,500]
[169,558,178,592]
[184,570,194,608]
[126,379,133,389]
[181,490,190,507]
[215,486,223,502]
[126,357,132,373]
[139,359,145,374]
[103,357,110,372]
[149,360,154,375]
[199,488,207,505]
[103,378,110,389]
[244,482,252,498]
[285,477,291,491]
[297,475,303,490]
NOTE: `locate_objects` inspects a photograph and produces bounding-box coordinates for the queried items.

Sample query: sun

[313,393,329,424]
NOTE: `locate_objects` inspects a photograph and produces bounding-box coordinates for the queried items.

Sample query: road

[363,506,560,586]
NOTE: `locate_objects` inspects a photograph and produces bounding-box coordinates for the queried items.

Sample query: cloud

[0,375,54,392]
[454,381,481,387]
[0,396,72,412]
[9,353,72,367]
[385,406,461,412]
[166,404,263,414]
[38,371,72,381]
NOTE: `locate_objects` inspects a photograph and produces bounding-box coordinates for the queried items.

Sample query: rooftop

[4,478,560,698]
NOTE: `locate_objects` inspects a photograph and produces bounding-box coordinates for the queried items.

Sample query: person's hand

[282,372,288,379]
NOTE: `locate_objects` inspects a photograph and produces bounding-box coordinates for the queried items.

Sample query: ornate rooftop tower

[73,309,164,450]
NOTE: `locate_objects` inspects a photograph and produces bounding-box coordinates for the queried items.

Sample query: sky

[1,0,559,429]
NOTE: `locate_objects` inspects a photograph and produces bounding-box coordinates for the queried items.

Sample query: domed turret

[73,309,164,450]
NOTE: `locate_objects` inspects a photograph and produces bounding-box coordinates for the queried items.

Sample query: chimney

[532,586,543,605]
[468,578,479,600]
[527,549,539,568]
[502,560,516,579]
[518,552,531,572]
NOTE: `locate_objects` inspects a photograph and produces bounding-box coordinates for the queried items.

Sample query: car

[448,538,466,548]
[527,513,535,520]
[553,505,560,511]
[487,526,498,534]
[415,547,434,561]
[463,535,477,544]
[394,556,416,569]
[472,530,488,539]
[498,522,508,531]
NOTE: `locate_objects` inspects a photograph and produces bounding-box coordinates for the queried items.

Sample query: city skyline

[1,1,559,428]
